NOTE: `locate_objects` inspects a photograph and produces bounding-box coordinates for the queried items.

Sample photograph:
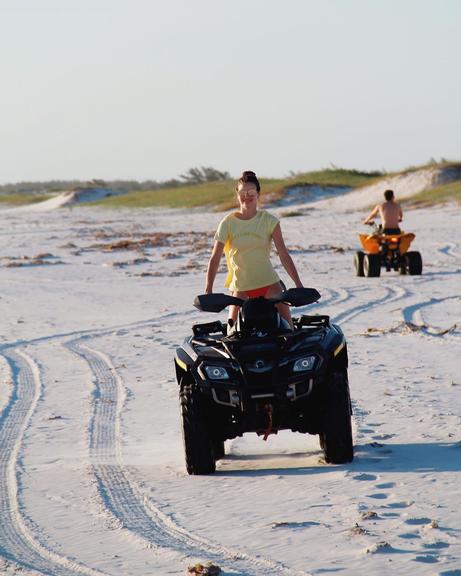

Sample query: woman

[205,170,303,328]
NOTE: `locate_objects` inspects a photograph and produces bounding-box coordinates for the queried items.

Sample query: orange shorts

[243,285,271,298]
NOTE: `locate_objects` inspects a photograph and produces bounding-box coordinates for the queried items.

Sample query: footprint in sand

[375,482,396,489]
[352,473,377,481]
[372,433,395,440]
[385,500,413,509]
[414,553,442,563]
[364,541,393,554]
[398,531,420,539]
[423,541,450,550]
[405,517,433,525]
[270,520,322,529]
[367,492,389,500]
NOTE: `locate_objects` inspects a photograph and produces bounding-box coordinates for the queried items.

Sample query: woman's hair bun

[237,170,260,192]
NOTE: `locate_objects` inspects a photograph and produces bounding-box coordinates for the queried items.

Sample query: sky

[1,0,460,183]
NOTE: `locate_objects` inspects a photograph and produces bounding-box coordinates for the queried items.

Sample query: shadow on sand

[215,441,461,477]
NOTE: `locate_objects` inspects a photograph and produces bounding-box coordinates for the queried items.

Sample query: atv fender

[174,347,195,382]
[332,340,348,371]
[398,233,415,255]
[324,325,348,370]
[359,234,380,254]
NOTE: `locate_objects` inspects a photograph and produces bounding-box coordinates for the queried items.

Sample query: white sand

[0,197,460,575]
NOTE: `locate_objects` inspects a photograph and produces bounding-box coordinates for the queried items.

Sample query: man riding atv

[363,189,402,234]
[356,190,422,277]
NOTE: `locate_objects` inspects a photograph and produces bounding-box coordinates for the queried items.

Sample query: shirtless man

[363,189,403,234]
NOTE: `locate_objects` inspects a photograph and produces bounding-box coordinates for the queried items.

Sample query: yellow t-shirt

[214,210,280,292]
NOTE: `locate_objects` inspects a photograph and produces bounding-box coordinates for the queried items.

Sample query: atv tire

[354,251,365,277]
[180,382,216,475]
[319,371,353,464]
[363,254,381,277]
[213,440,225,460]
[405,251,423,275]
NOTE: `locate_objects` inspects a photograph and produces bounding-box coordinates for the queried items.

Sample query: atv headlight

[204,365,230,380]
[293,355,316,372]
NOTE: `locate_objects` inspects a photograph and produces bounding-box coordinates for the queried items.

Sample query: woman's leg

[229,291,248,324]
[265,282,293,329]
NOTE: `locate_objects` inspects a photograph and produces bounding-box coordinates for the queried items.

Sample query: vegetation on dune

[400,158,461,175]
[402,180,461,207]
[92,168,382,210]
[0,168,229,198]
[0,193,52,206]
[289,168,384,188]
[89,180,235,209]
[1,161,460,209]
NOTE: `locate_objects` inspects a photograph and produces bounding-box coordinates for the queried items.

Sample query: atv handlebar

[194,287,321,313]
[365,221,381,234]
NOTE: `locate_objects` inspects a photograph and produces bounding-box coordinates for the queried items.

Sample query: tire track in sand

[66,336,311,576]
[438,242,461,260]
[332,284,408,325]
[401,295,461,345]
[0,348,108,576]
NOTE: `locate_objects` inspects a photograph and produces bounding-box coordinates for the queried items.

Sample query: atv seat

[235,297,291,335]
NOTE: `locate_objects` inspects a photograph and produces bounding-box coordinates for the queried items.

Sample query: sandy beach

[0,194,460,575]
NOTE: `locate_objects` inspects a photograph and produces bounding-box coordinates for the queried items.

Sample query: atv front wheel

[180,382,216,475]
[363,254,381,277]
[319,371,353,464]
[354,251,365,277]
[405,251,423,275]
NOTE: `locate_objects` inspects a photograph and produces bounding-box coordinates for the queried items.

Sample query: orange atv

[354,222,422,277]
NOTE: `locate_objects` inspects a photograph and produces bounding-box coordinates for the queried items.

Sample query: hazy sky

[1,0,460,182]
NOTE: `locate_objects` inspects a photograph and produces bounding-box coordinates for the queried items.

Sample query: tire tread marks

[0,349,107,576]
[66,339,311,576]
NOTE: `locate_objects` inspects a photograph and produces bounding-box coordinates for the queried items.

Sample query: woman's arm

[205,240,225,293]
[272,223,303,288]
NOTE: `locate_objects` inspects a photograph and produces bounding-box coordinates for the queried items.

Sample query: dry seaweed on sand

[186,562,221,575]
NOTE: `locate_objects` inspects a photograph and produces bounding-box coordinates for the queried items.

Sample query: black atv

[174,288,353,475]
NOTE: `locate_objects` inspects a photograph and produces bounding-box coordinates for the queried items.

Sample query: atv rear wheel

[180,382,216,475]
[354,251,365,277]
[405,251,423,275]
[213,440,225,460]
[363,254,381,277]
[319,371,353,464]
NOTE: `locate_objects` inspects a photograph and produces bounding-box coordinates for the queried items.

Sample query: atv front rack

[192,320,226,337]
[192,315,330,338]
[297,314,330,328]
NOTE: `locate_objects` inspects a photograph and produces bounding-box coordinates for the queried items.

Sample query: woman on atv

[204,170,303,329]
